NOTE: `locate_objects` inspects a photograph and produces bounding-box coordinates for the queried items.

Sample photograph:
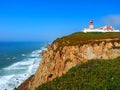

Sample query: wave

[0,47,46,90]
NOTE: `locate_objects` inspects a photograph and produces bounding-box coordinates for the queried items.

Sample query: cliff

[17,32,120,90]
[36,57,120,90]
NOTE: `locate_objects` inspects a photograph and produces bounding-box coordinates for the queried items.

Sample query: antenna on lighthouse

[89,20,94,29]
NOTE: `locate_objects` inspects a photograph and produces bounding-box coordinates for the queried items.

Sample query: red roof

[90,20,93,24]
[106,26,113,30]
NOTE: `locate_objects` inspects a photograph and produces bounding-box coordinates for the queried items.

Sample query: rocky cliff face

[17,38,120,90]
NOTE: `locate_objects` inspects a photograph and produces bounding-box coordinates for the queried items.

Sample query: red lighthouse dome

[90,20,93,25]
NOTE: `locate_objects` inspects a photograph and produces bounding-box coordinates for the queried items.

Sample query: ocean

[0,42,46,90]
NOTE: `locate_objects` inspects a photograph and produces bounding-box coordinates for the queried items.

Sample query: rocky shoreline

[17,33,120,90]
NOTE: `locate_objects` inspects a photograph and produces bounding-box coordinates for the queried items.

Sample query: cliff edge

[17,32,120,90]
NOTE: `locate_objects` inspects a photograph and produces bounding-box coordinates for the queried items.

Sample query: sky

[0,0,120,42]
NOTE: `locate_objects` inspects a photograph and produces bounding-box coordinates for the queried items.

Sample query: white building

[82,20,120,33]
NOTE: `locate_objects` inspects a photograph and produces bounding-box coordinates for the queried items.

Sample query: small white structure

[82,20,120,33]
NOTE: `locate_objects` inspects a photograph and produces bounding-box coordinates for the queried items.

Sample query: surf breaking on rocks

[0,47,46,90]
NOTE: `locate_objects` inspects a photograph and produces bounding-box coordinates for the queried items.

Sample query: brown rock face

[18,39,120,90]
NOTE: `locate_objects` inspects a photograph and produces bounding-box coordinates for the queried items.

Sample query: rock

[17,38,120,90]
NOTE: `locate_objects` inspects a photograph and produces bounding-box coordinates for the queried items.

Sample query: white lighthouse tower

[89,20,94,29]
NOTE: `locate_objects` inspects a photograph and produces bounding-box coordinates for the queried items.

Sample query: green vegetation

[53,32,120,51]
[36,57,120,90]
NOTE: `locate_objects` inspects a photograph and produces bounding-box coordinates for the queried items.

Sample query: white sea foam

[22,54,25,56]
[0,47,45,90]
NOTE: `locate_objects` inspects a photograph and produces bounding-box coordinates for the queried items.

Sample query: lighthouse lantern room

[89,20,94,29]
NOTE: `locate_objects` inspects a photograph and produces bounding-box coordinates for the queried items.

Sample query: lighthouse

[82,20,120,33]
[89,20,94,29]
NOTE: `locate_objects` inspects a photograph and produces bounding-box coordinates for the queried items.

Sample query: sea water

[0,42,46,90]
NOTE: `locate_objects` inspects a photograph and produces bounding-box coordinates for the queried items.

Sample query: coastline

[17,32,120,90]
[0,42,46,90]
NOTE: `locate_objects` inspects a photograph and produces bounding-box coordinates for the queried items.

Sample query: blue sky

[0,0,120,42]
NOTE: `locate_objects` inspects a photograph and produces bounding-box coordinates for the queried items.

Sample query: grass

[36,57,120,90]
[52,32,120,51]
